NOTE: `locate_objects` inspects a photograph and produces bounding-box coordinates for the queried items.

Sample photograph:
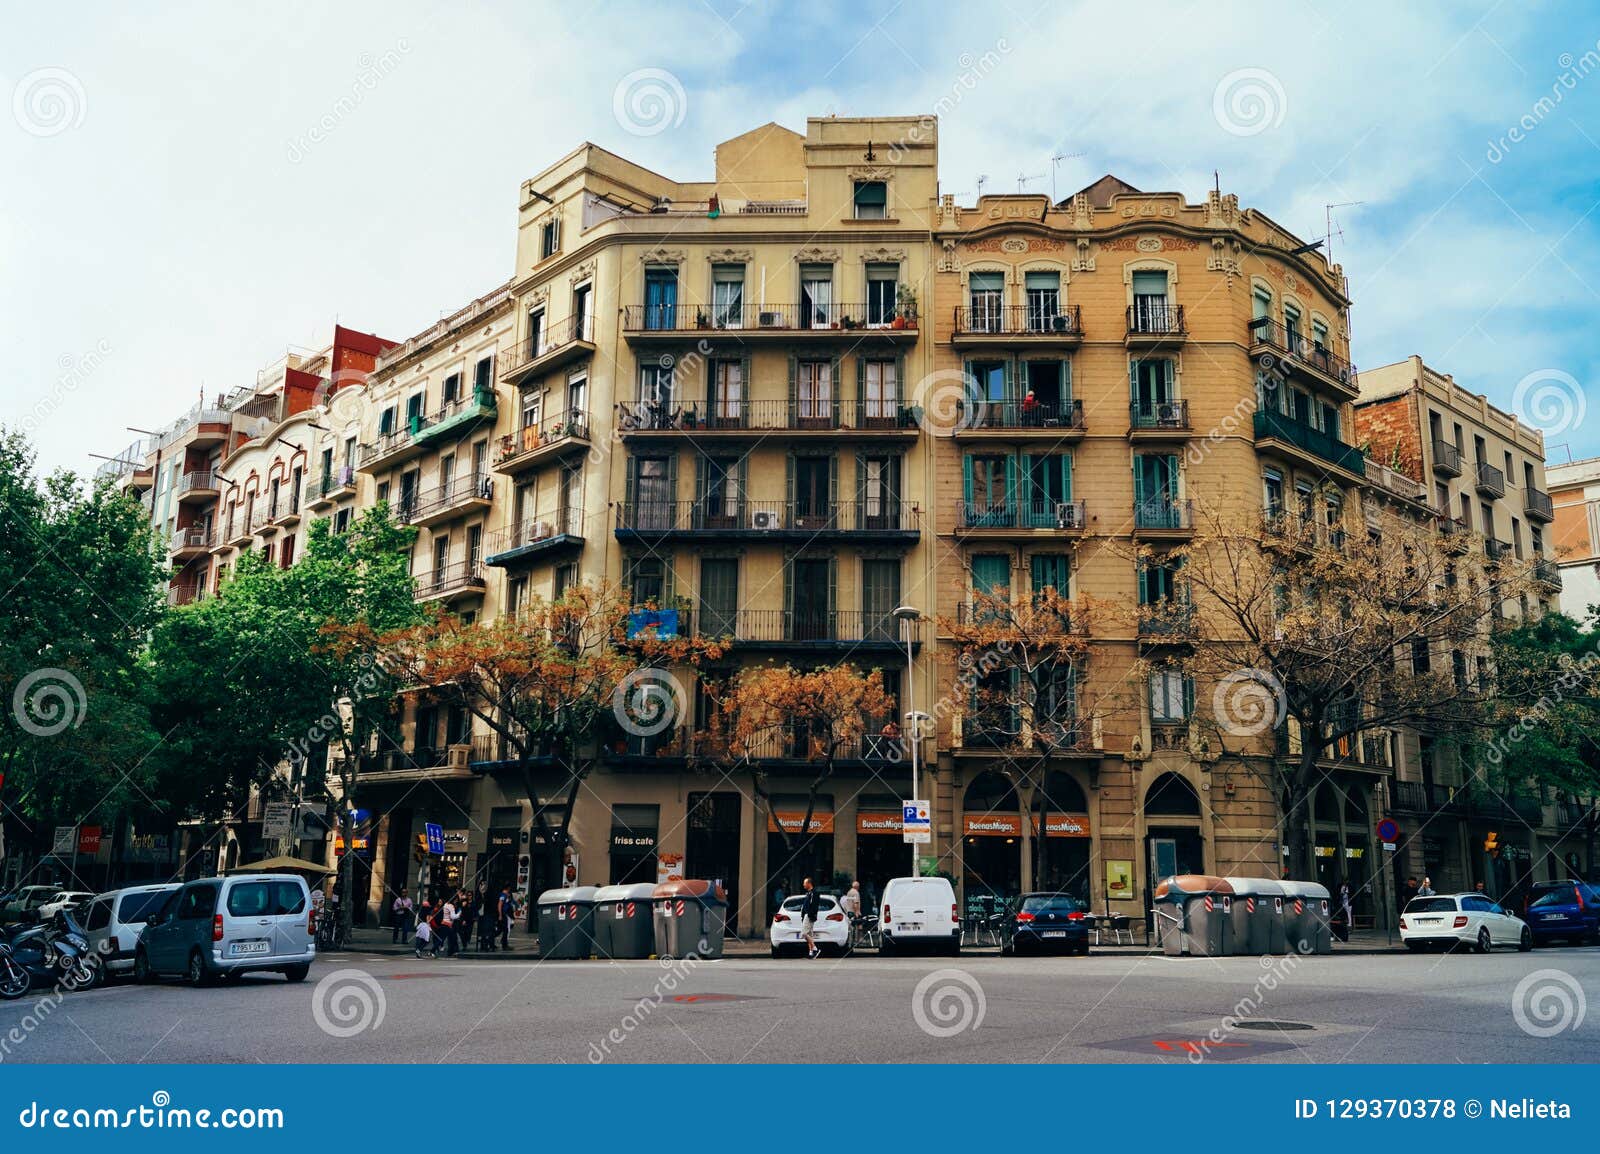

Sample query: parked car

[1400,893,1532,952]
[1523,882,1600,946]
[879,876,961,956]
[134,874,315,984]
[81,885,181,976]
[1002,891,1091,955]
[38,892,95,921]
[769,893,850,957]
[1,886,62,923]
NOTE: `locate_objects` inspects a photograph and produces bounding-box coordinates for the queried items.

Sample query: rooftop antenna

[1323,201,1363,266]
[975,174,989,199]
[1017,171,1045,194]
[1050,152,1086,202]
[1214,169,1221,195]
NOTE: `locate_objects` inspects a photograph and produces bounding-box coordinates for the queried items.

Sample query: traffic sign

[1376,818,1399,843]
[424,822,445,856]
[902,800,931,845]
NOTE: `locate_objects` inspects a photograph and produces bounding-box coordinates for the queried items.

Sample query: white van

[879,876,961,955]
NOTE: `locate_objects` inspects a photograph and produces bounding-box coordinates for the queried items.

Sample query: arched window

[1144,772,1200,816]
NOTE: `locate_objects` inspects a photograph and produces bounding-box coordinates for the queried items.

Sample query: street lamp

[893,605,927,877]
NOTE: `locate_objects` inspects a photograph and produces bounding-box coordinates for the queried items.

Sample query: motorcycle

[1,909,102,993]
[0,939,31,1000]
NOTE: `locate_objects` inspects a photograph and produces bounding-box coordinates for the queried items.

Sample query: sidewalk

[335,925,1405,960]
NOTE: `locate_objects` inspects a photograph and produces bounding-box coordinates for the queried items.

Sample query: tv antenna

[975,174,989,199]
[1050,152,1085,201]
[1017,171,1046,194]
[1323,201,1363,265]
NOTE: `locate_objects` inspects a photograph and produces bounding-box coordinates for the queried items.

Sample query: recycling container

[1152,875,1236,957]
[652,879,727,959]
[1240,878,1289,954]
[537,885,599,959]
[1281,880,1333,954]
[593,883,658,958]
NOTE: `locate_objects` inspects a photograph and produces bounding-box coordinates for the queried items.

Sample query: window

[712,264,744,327]
[1031,553,1071,602]
[1283,304,1303,352]
[554,562,577,600]
[866,263,899,324]
[405,392,424,427]
[1149,671,1192,724]
[567,371,588,418]
[540,217,561,259]
[970,360,1006,404]
[527,308,545,358]
[226,881,305,917]
[506,574,528,616]
[644,267,678,330]
[639,361,676,410]
[712,359,743,423]
[572,284,592,341]
[862,559,900,640]
[969,453,1012,510]
[442,372,462,406]
[177,884,218,920]
[1263,469,1285,518]
[1312,318,1329,351]
[1131,358,1174,418]
[290,466,302,513]
[1131,270,1170,330]
[853,179,887,219]
[333,508,351,534]
[863,359,898,423]
[1025,360,1066,412]
[630,556,665,606]
[1024,452,1072,525]
[860,454,900,528]
[796,360,833,425]
[342,436,357,469]
[699,557,739,637]
[700,456,741,521]
[474,355,493,393]
[1140,557,1184,609]
[1024,271,1061,331]
[968,272,1003,332]
[799,263,833,328]
[379,406,396,436]
[281,535,295,568]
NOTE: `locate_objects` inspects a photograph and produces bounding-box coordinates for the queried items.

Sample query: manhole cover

[1233,1020,1315,1031]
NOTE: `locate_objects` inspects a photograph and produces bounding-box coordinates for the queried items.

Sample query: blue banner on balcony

[626,608,679,640]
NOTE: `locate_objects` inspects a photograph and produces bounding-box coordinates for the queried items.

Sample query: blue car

[1524,882,1600,946]
[1002,892,1091,955]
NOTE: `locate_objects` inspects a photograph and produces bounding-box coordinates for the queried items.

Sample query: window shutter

[739,354,752,406]
[894,353,906,408]
[1129,359,1141,401]
[1061,452,1073,501]
[829,354,842,425]
[856,356,866,412]
[1003,357,1015,402]
[962,454,974,505]
[827,555,838,619]
[829,454,839,507]
[854,450,867,511]
[785,453,795,506]
[1164,359,1176,400]
[1137,562,1151,605]
[788,354,799,414]
[1183,675,1196,719]
[1133,456,1147,504]
[1004,453,1018,503]
[1061,357,1073,403]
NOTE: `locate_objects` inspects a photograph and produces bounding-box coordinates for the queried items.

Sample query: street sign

[1376,818,1399,843]
[1383,841,1396,853]
[902,800,930,845]
[261,802,294,840]
[51,826,76,856]
[424,822,445,856]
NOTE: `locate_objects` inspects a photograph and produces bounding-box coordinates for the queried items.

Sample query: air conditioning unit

[1157,402,1182,426]
[446,744,469,770]
[530,520,553,542]
[1054,502,1080,531]
[1050,313,1071,333]
[758,311,782,328]
[750,509,780,530]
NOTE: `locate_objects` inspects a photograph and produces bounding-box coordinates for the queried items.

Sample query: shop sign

[1105,859,1134,900]
[611,832,657,850]
[857,812,903,835]
[657,852,684,885]
[963,814,1022,837]
[1033,813,1092,838]
[76,826,102,855]
[767,811,835,834]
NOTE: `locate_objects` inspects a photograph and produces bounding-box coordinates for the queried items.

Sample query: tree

[379,581,721,907]
[0,428,165,876]
[711,662,893,888]
[1164,500,1534,881]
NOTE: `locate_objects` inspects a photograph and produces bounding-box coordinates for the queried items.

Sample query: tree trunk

[1281,745,1319,883]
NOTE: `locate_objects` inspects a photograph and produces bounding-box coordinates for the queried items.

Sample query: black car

[1002,892,1090,955]
[1523,881,1600,946]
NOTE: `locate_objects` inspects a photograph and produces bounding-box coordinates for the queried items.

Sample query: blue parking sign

[425,822,445,856]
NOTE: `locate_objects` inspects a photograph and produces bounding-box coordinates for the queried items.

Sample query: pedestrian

[497,886,514,950]
[1418,876,1435,897]
[413,913,434,958]
[800,876,821,959]
[440,894,459,957]
[841,880,862,945]
[458,889,477,951]
[478,894,499,952]
[391,887,415,944]
[1338,881,1353,942]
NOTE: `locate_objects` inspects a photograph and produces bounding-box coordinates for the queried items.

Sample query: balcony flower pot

[890,315,908,330]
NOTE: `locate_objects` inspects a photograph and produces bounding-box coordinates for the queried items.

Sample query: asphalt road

[2,945,1596,1064]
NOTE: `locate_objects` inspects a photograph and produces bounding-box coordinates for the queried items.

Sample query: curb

[330,943,1407,961]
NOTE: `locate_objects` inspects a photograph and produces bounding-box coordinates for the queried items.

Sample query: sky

[4,0,1598,476]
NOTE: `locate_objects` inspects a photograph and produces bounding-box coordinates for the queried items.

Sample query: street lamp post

[893,605,925,877]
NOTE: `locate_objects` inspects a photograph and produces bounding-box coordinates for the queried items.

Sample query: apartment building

[1355,356,1579,893]
[1547,455,1600,619]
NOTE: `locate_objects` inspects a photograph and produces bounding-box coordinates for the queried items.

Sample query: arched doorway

[1143,772,1205,912]
[962,771,1022,901]
[1031,770,1091,900]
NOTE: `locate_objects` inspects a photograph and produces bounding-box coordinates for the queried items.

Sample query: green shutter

[1137,562,1151,605]
[1003,357,1015,403]
[1062,357,1073,404]
[1129,359,1139,401]
[1004,453,1018,505]
[1061,452,1073,501]
[962,454,974,505]
[829,354,842,425]
[854,450,867,511]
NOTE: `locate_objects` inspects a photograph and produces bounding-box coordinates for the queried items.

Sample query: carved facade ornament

[1205,189,1240,229]
[569,260,597,285]
[937,193,961,230]
[1070,193,1094,231]
[938,238,960,273]
[1136,236,1164,253]
[1072,237,1095,272]
[794,246,841,264]
[1207,236,1243,277]
[1000,237,1030,254]
[858,245,907,264]
[528,283,552,306]
[705,247,754,265]
[1119,201,1178,219]
[847,167,893,182]
[641,248,686,266]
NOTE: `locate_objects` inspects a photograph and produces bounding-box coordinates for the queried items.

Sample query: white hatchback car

[769,894,850,957]
[1400,893,1532,953]
[38,891,95,921]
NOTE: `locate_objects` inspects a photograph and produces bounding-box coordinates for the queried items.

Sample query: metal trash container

[593,883,658,959]
[1236,878,1289,954]
[1152,875,1236,957]
[652,879,727,959]
[537,885,599,959]
[1281,881,1333,954]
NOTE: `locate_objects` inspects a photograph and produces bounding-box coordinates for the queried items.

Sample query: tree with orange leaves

[378,581,725,898]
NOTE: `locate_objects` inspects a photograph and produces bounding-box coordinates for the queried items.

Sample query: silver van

[82,884,180,976]
[134,874,316,984]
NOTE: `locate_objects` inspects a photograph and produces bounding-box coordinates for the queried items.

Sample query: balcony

[615,499,918,543]
[495,410,591,474]
[1253,408,1366,479]
[950,304,1082,346]
[1246,318,1358,397]
[954,498,1086,534]
[166,583,209,608]
[1389,781,1463,816]
[1485,537,1511,563]
[413,560,486,604]
[956,600,1086,635]
[1138,602,1195,645]
[950,399,1084,438]
[681,608,921,651]
[306,465,357,509]
[398,474,493,529]
[1431,438,1462,477]
[483,507,585,567]
[169,525,213,560]
[1524,487,1554,522]
[1125,303,1185,346]
[603,726,903,769]
[1473,460,1506,499]
[1133,498,1194,536]
[501,313,597,384]
[1535,557,1562,589]
[621,303,917,344]
[1462,788,1546,825]
[175,470,221,504]
[412,387,498,449]
[953,709,1095,756]
[1129,400,1190,438]
[358,427,425,473]
[616,398,920,438]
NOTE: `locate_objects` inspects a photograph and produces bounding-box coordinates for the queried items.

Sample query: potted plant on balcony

[695,309,711,330]
[892,284,918,328]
